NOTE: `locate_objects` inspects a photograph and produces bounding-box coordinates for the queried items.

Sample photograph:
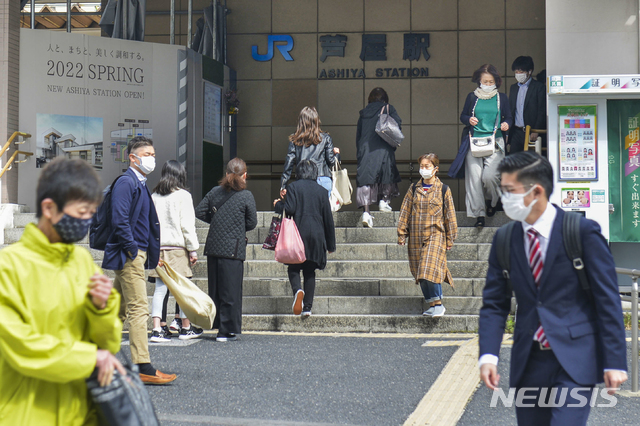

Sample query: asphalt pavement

[120,333,457,426]
[118,331,640,426]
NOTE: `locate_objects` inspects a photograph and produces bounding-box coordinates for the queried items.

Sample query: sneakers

[169,318,182,331]
[216,332,237,342]
[362,212,373,228]
[293,289,304,315]
[179,325,203,340]
[301,308,312,317]
[150,328,171,343]
[162,325,174,338]
[422,306,436,317]
[379,200,392,212]
[432,305,446,317]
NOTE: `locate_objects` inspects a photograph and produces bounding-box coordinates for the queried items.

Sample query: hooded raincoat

[0,224,122,425]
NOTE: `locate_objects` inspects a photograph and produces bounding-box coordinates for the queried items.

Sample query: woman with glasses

[397,153,458,317]
[449,64,512,229]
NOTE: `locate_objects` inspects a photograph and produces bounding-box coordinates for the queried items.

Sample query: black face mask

[52,214,93,243]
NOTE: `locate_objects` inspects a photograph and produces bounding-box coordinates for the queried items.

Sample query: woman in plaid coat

[397,153,458,317]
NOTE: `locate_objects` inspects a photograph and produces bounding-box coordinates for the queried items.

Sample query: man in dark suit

[103,136,175,384]
[479,152,627,425]
[508,56,546,154]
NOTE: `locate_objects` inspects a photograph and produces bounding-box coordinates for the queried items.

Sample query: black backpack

[90,175,143,251]
[494,211,591,300]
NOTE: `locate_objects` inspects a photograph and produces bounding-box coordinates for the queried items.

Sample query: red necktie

[528,229,550,349]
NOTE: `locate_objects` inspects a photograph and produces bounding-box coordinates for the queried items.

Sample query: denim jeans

[317,176,332,198]
[419,280,442,303]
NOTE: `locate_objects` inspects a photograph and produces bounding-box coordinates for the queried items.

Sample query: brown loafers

[139,370,177,385]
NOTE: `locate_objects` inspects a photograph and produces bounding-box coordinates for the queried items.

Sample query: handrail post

[633,276,638,392]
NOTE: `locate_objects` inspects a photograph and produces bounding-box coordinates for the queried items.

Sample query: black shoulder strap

[411,182,417,196]
[212,189,237,214]
[563,212,591,300]
[496,221,516,296]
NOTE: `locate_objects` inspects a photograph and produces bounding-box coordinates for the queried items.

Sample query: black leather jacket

[280,132,338,189]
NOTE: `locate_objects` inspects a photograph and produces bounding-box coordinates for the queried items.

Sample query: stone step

[240,260,487,279]
[130,313,479,334]
[68,242,491,262]
[103,258,487,280]
[241,314,479,334]
[11,211,510,229]
[149,295,483,316]
[4,224,500,245]
[146,277,485,298]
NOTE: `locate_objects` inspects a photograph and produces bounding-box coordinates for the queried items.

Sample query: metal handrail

[617,267,639,392]
[0,132,31,159]
[0,151,33,180]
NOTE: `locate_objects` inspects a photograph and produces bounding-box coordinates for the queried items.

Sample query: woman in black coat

[274,160,336,316]
[356,87,402,228]
[195,157,258,342]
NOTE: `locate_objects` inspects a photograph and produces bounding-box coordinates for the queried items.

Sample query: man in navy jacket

[479,152,627,425]
[103,136,173,384]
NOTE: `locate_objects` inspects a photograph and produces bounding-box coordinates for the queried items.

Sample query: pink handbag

[275,217,306,264]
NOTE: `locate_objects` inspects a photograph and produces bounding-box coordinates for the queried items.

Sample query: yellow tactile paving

[404,337,480,426]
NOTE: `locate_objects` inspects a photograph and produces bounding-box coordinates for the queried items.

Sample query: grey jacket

[280,132,337,190]
[195,186,257,260]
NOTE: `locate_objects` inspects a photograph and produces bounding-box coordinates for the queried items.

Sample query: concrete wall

[0,0,21,204]
[221,0,547,210]
[546,0,639,75]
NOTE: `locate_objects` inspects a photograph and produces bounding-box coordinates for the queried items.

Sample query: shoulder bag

[375,104,404,148]
[86,355,159,426]
[212,188,237,214]
[469,94,500,158]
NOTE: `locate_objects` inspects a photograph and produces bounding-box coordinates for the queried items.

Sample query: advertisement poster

[558,105,597,180]
[19,29,184,210]
[607,100,640,242]
[203,81,222,145]
[561,188,590,208]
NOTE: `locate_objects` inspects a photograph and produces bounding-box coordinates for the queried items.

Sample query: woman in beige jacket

[397,153,458,317]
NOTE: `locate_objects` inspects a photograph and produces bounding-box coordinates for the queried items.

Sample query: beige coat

[397,178,458,286]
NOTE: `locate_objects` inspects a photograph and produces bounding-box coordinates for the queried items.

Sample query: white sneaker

[362,212,373,228]
[432,305,446,317]
[379,200,392,212]
[292,289,304,315]
[422,307,436,317]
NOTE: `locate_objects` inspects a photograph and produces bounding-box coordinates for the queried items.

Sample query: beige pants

[113,250,149,364]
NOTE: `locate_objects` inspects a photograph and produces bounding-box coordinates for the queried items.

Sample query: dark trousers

[207,256,244,334]
[515,343,593,426]
[288,260,318,310]
[508,127,526,154]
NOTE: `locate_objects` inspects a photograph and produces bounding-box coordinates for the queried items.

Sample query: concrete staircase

[3,210,510,333]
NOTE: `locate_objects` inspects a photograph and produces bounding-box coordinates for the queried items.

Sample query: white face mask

[501,185,538,222]
[419,168,434,180]
[134,154,156,174]
[480,84,496,93]
[515,72,529,84]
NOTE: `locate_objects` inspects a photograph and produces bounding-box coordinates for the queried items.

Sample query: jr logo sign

[251,35,294,61]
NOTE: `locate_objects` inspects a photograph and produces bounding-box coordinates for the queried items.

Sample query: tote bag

[262,215,282,250]
[154,263,216,329]
[329,183,344,212]
[331,161,352,206]
[275,217,306,264]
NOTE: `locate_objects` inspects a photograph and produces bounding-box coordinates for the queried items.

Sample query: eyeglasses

[499,183,534,199]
